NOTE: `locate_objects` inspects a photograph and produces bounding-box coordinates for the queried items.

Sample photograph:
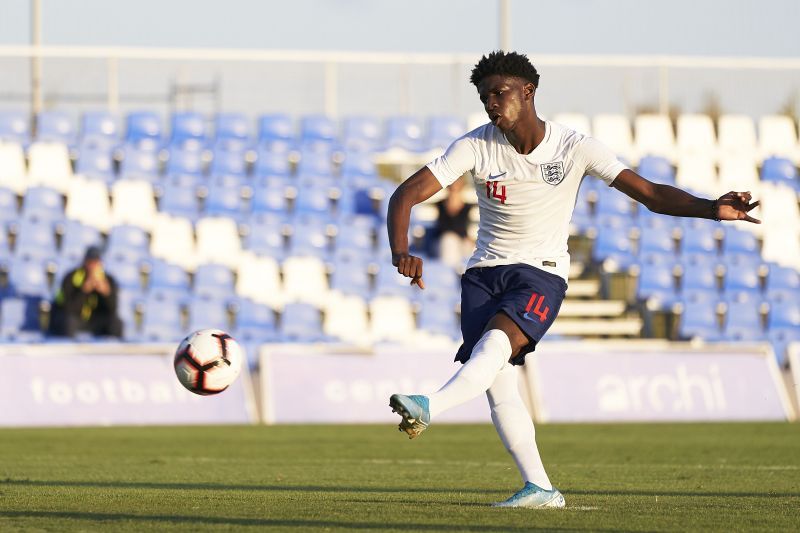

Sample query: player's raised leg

[487,363,565,508]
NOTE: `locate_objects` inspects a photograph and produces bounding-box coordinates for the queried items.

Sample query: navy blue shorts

[455,264,567,366]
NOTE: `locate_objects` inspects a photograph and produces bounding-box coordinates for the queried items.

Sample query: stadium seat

[758,114,799,162]
[680,224,717,255]
[214,112,250,151]
[417,298,460,339]
[323,293,370,344]
[65,176,112,231]
[0,186,19,230]
[594,187,633,218]
[300,115,337,150]
[203,177,245,219]
[76,144,115,183]
[767,326,800,366]
[13,219,57,261]
[765,264,800,293]
[193,263,235,300]
[243,216,287,258]
[282,255,329,305]
[427,115,466,151]
[675,155,717,197]
[637,261,677,306]
[195,217,243,270]
[296,151,333,179]
[81,111,119,147]
[722,259,762,295]
[21,186,64,224]
[209,148,247,177]
[254,149,291,178]
[0,111,31,146]
[592,114,635,163]
[37,111,76,146]
[370,295,416,342]
[679,262,718,299]
[638,226,675,255]
[334,223,374,253]
[718,154,760,193]
[342,116,382,152]
[165,147,204,176]
[676,114,717,161]
[592,226,636,271]
[111,179,158,231]
[552,113,591,136]
[258,113,294,143]
[140,292,183,342]
[760,156,798,186]
[119,145,160,182]
[159,179,201,220]
[287,219,331,257]
[374,263,420,300]
[104,256,143,291]
[636,155,674,184]
[233,298,277,344]
[170,112,208,147]
[722,295,763,334]
[721,226,759,255]
[634,114,676,162]
[59,220,102,263]
[106,224,150,262]
[0,142,29,194]
[329,258,371,298]
[8,257,50,298]
[148,259,190,298]
[677,300,721,340]
[27,142,73,193]
[718,114,758,164]
[293,187,332,217]
[187,294,229,332]
[149,214,197,272]
[0,297,43,340]
[235,251,284,309]
[126,111,162,148]
[279,302,323,341]
[761,231,800,270]
[767,300,800,329]
[341,151,377,181]
[384,116,425,152]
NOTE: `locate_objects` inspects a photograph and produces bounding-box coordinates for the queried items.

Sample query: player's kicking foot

[389,394,430,439]
[492,482,565,508]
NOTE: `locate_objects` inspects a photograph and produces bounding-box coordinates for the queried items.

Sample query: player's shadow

[0,510,586,532]
[0,478,495,495]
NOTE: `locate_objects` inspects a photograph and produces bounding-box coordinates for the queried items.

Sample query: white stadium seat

[236,251,284,310]
[150,214,197,271]
[758,114,799,162]
[0,142,28,193]
[65,175,112,231]
[676,114,718,160]
[634,114,676,162]
[324,293,370,344]
[553,113,591,136]
[370,295,416,342]
[675,155,718,197]
[111,179,158,231]
[282,255,329,306]
[717,154,761,194]
[592,114,636,163]
[718,114,758,164]
[195,216,243,270]
[27,142,73,193]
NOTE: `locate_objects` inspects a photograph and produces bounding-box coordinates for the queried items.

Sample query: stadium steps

[550,317,643,336]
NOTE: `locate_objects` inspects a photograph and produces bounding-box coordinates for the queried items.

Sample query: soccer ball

[174,329,243,395]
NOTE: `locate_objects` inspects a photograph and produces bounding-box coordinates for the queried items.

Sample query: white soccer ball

[173,329,243,395]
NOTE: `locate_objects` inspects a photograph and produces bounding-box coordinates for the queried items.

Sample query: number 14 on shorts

[523,292,549,322]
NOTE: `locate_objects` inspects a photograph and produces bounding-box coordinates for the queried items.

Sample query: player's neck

[505,112,546,155]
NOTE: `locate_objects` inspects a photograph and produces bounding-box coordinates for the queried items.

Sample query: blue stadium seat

[637,262,677,306]
[148,259,190,297]
[768,327,800,366]
[293,188,332,217]
[767,300,800,330]
[258,113,294,144]
[159,180,200,220]
[637,155,674,184]
[296,151,333,179]
[21,186,64,224]
[420,260,460,298]
[13,219,57,261]
[0,228,10,263]
[170,112,208,147]
[0,186,20,228]
[417,300,459,339]
[193,263,235,299]
[594,187,633,218]
[721,226,759,255]
[119,145,160,181]
[329,260,371,298]
[279,302,323,341]
[427,116,465,151]
[214,112,250,150]
[250,179,290,216]
[723,295,763,335]
[140,292,183,342]
[76,144,115,183]
[244,225,285,259]
[126,111,162,147]
[761,156,798,187]
[638,227,674,255]
[0,111,31,145]
[187,294,229,332]
[104,256,143,291]
[342,116,382,152]
[374,264,419,300]
[81,111,119,146]
[334,223,374,252]
[680,226,717,255]
[209,148,247,177]
[341,151,377,180]
[106,225,150,262]
[678,300,721,340]
[254,149,291,178]
[59,220,103,263]
[722,261,761,294]
[37,111,76,146]
[8,257,50,298]
[233,298,277,343]
[165,147,204,176]
[115,287,141,339]
[204,177,245,219]
[0,297,43,340]
[679,262,718,295]
[592,226,636,270]
[765,264,800,295]
[300,115,337,150]
[287,219,331,257]
[385,116,425,152]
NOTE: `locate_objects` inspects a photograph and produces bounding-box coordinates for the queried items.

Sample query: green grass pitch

[1,423,798,531]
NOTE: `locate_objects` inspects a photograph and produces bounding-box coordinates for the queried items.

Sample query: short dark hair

[470,51,540,88]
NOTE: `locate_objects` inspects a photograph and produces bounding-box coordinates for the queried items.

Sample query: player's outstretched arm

[387,167,444,289]
[611,169,761,223]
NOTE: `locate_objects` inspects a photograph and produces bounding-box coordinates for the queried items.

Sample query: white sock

[428,329,511,419]
[487,364,552,490]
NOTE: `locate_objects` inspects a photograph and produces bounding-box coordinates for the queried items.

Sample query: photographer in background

[49,246,123,339]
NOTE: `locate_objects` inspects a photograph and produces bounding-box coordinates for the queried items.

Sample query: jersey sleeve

[426,136,477,188]
[579,136,629,186]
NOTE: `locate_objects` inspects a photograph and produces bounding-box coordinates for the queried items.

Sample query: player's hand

[392,253,425,290]
[716,191,760,224]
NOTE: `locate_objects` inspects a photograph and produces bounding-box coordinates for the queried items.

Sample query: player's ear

[523,82,535,100]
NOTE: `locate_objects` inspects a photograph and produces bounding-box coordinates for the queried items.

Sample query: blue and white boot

[492,482,566,508]
[389,394,430,439]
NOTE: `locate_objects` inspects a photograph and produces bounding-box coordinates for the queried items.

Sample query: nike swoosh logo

[488,172,507,180]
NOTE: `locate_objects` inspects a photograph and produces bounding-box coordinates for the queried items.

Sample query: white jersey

[427,120,627,281]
